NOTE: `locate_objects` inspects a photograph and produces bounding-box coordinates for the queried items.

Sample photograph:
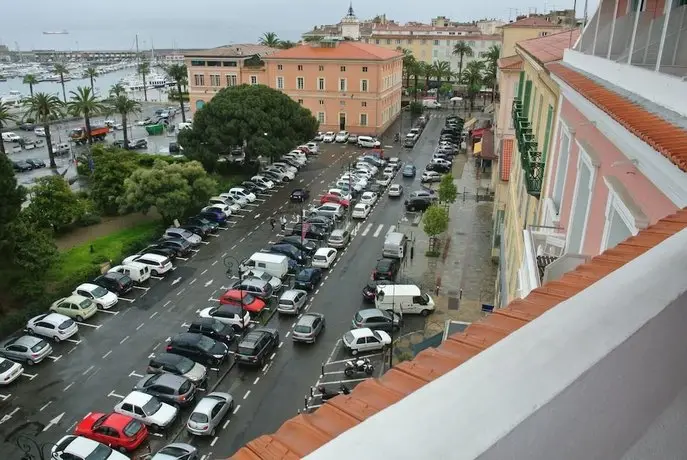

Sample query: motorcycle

[394,133,400,143]
[344,357,374,378]
[317,384,351,401]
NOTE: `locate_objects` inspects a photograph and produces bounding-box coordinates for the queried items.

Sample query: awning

[473,141,482,155]
[480,129,498,160]
[472,127,487,138]
[464,118,477,130]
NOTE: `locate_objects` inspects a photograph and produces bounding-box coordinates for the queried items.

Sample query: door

[568,156,593,254]
[339,113,346,130]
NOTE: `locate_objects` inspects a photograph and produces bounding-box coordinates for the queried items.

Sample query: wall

[501,25,563,57]
[186,57,256,115]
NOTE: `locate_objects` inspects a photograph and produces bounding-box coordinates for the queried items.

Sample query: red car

[74,412,148,452]
[320,194,350,208]
[219,290,266,314]
[296,145,313,155]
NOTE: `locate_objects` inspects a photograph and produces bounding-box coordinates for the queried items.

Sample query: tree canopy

[423,204,449,249]
[89,147,141,215]
[178,84,318,171]
[438,174,458,205]
[26,175,83,232]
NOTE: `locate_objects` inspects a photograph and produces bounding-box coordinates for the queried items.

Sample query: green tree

[137,61,150,102]
[409,61,422,101]
[165,64,188,122]
[23,74,38,97]
[397,48,416,90]
[0,102,18,156]
[438,174,458,208]
[431,61,453,100]
[483,45,501,103]
[109,83,126,97]
[0,154,25,231]
[461,60,486,113]
[107,89,141,148]
[178,84,318,171]
[259,32,281,47]
[67,86,106,145]
[89,146,139,215]
[85,66,99,94]
[25,175,82,231]
[423,204,449,253]
[279,40,297,49]
[166,161,217,210]
[418,61,432,90]
[23,92,64,168]
[53,63,69,102]
[452,42,474,82]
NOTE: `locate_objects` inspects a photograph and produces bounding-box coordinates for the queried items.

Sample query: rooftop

[500,16,564,29]
[183,44,278,58]
[264,42,402,61]
[517,28,581,64]
[497,55,523,70]
[371,23,479,33]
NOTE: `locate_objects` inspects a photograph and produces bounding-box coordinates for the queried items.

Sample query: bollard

[410,245,415,260]
[460,288,463,299]
[310,386,315,397]
[463,186,466,202]
[304,396,309,411]
[321,363,325,377]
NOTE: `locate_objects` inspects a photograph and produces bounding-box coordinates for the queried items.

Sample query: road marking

[108,391,124,399]
[223,419,231,429]
[243,390,251,400]
[201,269,208,275]
[176,288,185,296]
[99,309,118,315]
[212,260,218,266]
[208,297,220,302]
[205,279,213,287]
[75,322,101,329]
[315,289,320,295]
[270,352,276,360]
[176,257,188,261]
[253,213,261,220]
[63,383,74,392]
[117,297,135,303]
[120,336,129,344]
[386,225,396,235]
[373,224,384,237]
[22,372,37,380]
[149,312,158,319]
[136,322,145,330]
[42,412,64,432]
[285,331,290,338]
[189,278,197,285]
[327,352,383,366]
[82,365,94,375]
[278,342,283,348]
[230,244,237,250]
[150,275,164,280]
[208,233,219,237]
[129,370,144,378]
[151,432,164,437]
[102,350,112,359]
[171,277,182,286]
[211,437,219,447]
[233,404,241,414]
[65,338,81,344]
[163,301,171,308]
[361,223,373,236]
[239,237,245,242]
[47,355,62,362]
[253,377,260,385]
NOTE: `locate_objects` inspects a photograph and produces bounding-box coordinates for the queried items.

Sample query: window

[339,78,347,91]
[194,74,205,86]
[226,74,237,86]
[319,65,324,71]
[340,66,346,72]
[222,61,237,67]
[360,113,368,126]
[207,61,221,67]
[601,178,642,250]
[297,77,304,89]
[386,39,391,44]
[190,60,205,66]
[319,100,324,105]
[552,128,570,211]
[361,101,367,107]
[276,76,284,89]
[539,31,550,37]
[567,148,597,254]
[317,112,325,123]
[360,79,368,92]
[298,99,303,104]
[375,39,380,44]
[209,74,221,86]
[297,65,303,71]
[362,66,368,72]
[396,39,401,44]
[318,77,325,90]
[434,40,440,45]
[250,75,257,85]
[340,100,346,106]
[542,104,554,160]
[277,64,283,70]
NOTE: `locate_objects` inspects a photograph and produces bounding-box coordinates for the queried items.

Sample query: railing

[512,97,544,198]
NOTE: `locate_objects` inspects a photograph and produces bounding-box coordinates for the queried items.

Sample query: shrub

[409,102,424,114]
[75,212,102,227]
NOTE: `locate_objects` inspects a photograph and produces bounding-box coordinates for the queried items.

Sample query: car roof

[40,313,70,324]
[153,352,186,364]
[193,394,226,414]
[354,203,368,209]
[330,229,347,236]
[240,277,268,287]
[314,247,333,255]
[280,289,304,301]
[146,372,186,388]
[297,313,323,326]
[123,391,153,405]
[61,294,88,304]
[358,308,388,318]
[8,335,43,347]
[349,327,373,338]
[62,436,102,455]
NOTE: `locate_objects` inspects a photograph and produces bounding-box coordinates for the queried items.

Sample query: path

[55,212,160,251]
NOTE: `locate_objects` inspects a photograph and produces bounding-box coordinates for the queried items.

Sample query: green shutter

[517,72,525,99]
[542,105,554,161]
[522,80,533,116]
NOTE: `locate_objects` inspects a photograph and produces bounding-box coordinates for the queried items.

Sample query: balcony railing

[512,97,544,198]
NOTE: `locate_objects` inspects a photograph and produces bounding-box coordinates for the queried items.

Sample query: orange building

[263,40,403,136]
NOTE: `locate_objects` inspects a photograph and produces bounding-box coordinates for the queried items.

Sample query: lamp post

[377,282,398,371]
[15,434,56,460]
[223,256,246,335]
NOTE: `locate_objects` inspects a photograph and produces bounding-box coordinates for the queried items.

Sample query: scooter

[317,384,351,401]
[344,358,374,378]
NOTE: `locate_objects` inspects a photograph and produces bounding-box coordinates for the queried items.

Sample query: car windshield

[279,300,293,306]
[294,325,312,334]
[58,319,74,330]
[313,255,326,261]
[329,235,342,241]
[343,331,355,344]
[211,322,225,333]
[238,345,255,355]
[176,357,194,373]
[79,298,92,309]
[296,271,311,281]
[142,397,162,415]
[197,335,216,352]
[373,331,384,341]
[84,443,113,460]
[354,312,363,322]
[91,286,108,298]
[30,341,46,353]
[0,360,13,372]
[190,412,209,423]
[123,420,144,437]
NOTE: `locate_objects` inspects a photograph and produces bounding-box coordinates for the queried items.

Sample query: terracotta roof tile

[264,42,402,61]
[229,208,687,460]
[497,55,523,70]
[517,29,580,64]
[500,138,514,181]
[184,44,277,58]
[548,63,687,173]
[501,16,564,28]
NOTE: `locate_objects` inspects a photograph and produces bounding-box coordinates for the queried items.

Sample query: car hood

[199,308,215,318]
[150,402,178,425]
[101,291,118,305]
[377,330,392,344]
[210,342,229,357]
[186,362,207,382]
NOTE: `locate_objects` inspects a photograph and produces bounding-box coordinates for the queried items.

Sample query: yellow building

[499,16,564,58]
[493,29,579,308]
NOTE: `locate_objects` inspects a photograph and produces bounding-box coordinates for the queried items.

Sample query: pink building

[262,40,403,136]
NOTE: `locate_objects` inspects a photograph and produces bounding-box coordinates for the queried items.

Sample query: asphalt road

[0,113,448,459]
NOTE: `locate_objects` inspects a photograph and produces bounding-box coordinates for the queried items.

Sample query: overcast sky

[1,0,597,51]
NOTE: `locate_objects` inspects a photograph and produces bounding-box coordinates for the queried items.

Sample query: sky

[1,0,598,51]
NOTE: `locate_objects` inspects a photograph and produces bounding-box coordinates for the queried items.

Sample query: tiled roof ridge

[547,62,687,173]
[517,27,580,44]
[229,209,687,460]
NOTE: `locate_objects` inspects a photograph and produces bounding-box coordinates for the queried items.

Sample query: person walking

[280,215,287,231]
[269,217,276,231]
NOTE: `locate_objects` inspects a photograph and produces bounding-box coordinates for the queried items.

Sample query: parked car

[235,328,279,367]
[73,283,118,310]
[243,269,283,291]
[309,203,344,220]
[114,391,178,431]
[335,131,350,143]
[92,272,133,296]
[277,236,318,255]
[129,139,148,149]
[266,244,306,265]
[134,373,197,408]
[26,313,78,342]
[404,196,433,212]
[292,313,325,344]
[322,131,336,143]
[312,247,337,269]
[362,279,389,302]
[229,278,273,300]
[373,258,401,281]
[359,191,378,206]
[290,188,310,202]
[187,318,236,346]
[347,133,358,144]
[74,412,148,452]
[0,357,23,386]
[402,164,417,178]
[425,162,451,174]
[313,132,324,141]
[305,215,335,233]
[388,184,404,197]
[352,308,402,332]
[12,160,32,172]
[291,223,328,240]
[156,238,192,257]
[420,171,442,183]
[196,209,228,226]
[277,289,308,315]
[327,229,351,248]
[51,435,130,460]
[50,295,98,321]
[352,203,371,219]
[123,253,173,276]
[199,304,251,331]
[140,244,178,261]
[250,176,274,190]
[147,353,208,385]
[187,392,234,436]
[148,443,198,460]
[241,180,264,193]
[186,216,219,233]
[166,333,229,366]
[0,335,52,365]
[342,328,391,355]
[25,158,46,169]
[294,267,322,291]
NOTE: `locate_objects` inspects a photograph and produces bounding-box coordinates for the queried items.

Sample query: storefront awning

[464,118,477,130]
[472,127,487,138]
[473,141,482,155]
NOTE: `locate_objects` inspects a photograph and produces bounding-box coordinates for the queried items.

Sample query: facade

[499,16,565,58]
[263,40,403,136]
[183,44,278,114]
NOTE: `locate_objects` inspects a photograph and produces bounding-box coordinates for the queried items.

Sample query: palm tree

[452,42,474,83]
[137,61,150,102]
[431,61,453,99]
[417,62,432,91]
[461,61,486,114]
[108,93,141,148]
[259,32,281,47]
[23,93,64,168]
[397,48,417,90]
[279,40,297,49]
[53,63,69,102]
[410,62,422,102]
[0,102,17,156]
[109,83,127,98]
[22,74,38,97]
[85,67,99,94]
[482,45,501,103]
[165,64,188,123]
[67,87,106,146]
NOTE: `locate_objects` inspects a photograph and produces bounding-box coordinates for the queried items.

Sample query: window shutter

[542,105,554,160]
[522,80,533,115]
[517,71,525,99]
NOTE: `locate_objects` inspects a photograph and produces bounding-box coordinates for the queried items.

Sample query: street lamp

[15,434,57,460]
[223,255,246,336]
[377,282,398,370]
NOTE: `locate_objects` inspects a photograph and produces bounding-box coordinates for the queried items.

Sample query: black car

[239,181,260,193]
[140,244,178,261]
[290,188,310,202]
[187,216,219,233]
[157,237,193,256]
[267,244,306,264]
[25,158,46,169]
[187,318,235,346]
[18,123,35,131]
[196,210,228,226]
[362,279,390,302]
[235,328,279,367]
[291,223,327,240]
[146,353,208,385]
[129,139,148,149]
[93,272,133,295]
[12,161,32,172]
[278,236,318,255]
[426,162,451,173]
[181,223,209,238]
[367,183,384,194]
[405,196,433,212]
[166,332,229,366]
[261,170,282,183]
[373,258,401,281]
[305,215,334,232]
[294,267,322,291]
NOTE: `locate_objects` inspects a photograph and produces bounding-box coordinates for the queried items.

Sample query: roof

[184,44,277,58]
[229,207,687,460]
[517,29,580,64]
[497,55,523,70]
[264,42,402,61]
[371,23,479,33]
[500,16,563,28]
[477,129,497,160]
[548,63,687,173]
[500,138,514,181]
[368,32,500,41]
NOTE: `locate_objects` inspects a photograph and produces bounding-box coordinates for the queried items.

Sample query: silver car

[150,443,198,460]
[310,203,344,220]
[187,392,234,436]
[277,289,308,315]
[292,313,325,344]
[0,335,52,365]
[244,269,283,292]
[327,229,351,248]
[230,277,273,300]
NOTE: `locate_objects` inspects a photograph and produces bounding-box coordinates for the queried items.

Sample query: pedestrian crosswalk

[354,223,397,238]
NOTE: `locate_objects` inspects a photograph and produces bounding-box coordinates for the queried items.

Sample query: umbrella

[450,96,463,102]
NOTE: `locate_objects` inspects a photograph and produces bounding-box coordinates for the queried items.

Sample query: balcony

[512,98,545,198]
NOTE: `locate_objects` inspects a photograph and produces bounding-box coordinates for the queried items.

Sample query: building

[183,44,278,114]
[301,5,380,42]
[340,4,361,40]
[499,16,565,58]
[494,29,580,306]
[263,40,403,136]
[162,53,185,63]
[476,19,507,35]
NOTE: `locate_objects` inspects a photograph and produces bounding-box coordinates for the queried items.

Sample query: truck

[70,125,109,144]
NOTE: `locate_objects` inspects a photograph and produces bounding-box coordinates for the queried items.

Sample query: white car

[264,168,293,182]
[388,184,404,197]
[73,283,118,310]
[355,162,378,175]
[340,174,367,189]
[251,176,275,190]
[1,132,21,142]
[52,435,129,460]
[322,131,336,143]
[114,391,178,429]
[359,191,378,206]
[272,162,298,175]
[336,179,363,192]
[335,131,349,143]
[376,173,393,187]
[353,169,373,180]
[0,357,23,386]
[230,187,256,203]
[199,306,251,330]
[432,158,452,168]
[123,254,173,276]
[34,127,46,137]
[284,152,307,164]
[421,171,442,183]
[357,136,381,148]
[342,328,392,355]
[209,196,241,213]
[312,247,337,269]
[244,269,283,292]
[328,188,352,202]
[383,166,395,175]
[352,203,371,219]
[306,142,319,153]
[203,204,232,217]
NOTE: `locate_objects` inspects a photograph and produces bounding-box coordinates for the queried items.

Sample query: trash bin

[145,124,164,135]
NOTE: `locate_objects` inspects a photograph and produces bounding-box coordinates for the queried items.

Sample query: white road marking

[243,390,251,400]
[75,322,101,329]
[171,277,182,286]
[47,355,62,362]
[149,312,158,319]
[82,366,94,375]
[120,336,129,344]
[285,331,290,338]
[149,275,164,280]
[211,437,219,447]
[163,301,171,308]
[201,269,208,275]
[230,244,237,250]
[253,213,261,220]
[239,237,245,242]
[129,370,144,378]
[63,382,74,392]
[117,297,135,303]
[386,225,396,235]
[99,309,118,315]
[136,323,145,330]
[278,342,284,348]
[102,350,112,359]
[233,404,241,414]
[22,372,37,380]
[223,419,231,429]
[108,391,124,399]
[270,352,276,360]
[212,260,218,266]
[205,279,213,287]
[373,224,384,237]
[253,377,260,385]
[189,278,197,285]
[176,288,185,296]
[65,338,81,344]
[361,223,373,236]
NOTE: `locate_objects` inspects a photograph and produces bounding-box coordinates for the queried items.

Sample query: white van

[383,232,407,259]
[122,253,173,276]
[240,253,289,280]
[357,136,380,148]
[178,122,193,130]
[422,99,441,109]
[375,284,435,316]
[109,262,151,284]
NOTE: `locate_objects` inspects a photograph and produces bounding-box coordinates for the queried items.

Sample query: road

[0,113,448,459]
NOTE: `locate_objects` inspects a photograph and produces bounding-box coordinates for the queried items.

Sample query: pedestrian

[269,217,276,231]
[280,215,287,231]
